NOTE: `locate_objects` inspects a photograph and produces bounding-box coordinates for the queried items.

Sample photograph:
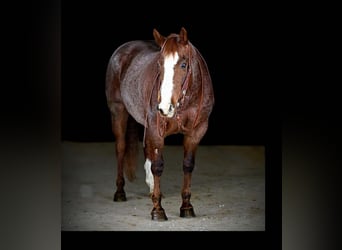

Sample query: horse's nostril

[157,105,166,115]
[168,105,174,112]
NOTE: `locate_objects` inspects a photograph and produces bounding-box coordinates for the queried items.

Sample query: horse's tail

[123,115,139,182]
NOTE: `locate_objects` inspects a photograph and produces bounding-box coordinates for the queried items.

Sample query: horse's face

[153,28,190,118]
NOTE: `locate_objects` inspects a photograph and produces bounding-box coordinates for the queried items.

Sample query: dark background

[61,2,280,145]
[60,4,281,247]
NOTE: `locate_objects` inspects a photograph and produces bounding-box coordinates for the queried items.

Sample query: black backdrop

[62,2,279,145]
[60,2,282,248]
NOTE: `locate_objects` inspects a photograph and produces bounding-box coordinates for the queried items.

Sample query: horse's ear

[179,27,188,44]
[153,28,166,48]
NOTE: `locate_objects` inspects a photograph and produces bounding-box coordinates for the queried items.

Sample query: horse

[105,27,214,221]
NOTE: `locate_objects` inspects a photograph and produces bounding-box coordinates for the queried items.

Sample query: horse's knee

[183,156,195,173]
[151,157,164,176]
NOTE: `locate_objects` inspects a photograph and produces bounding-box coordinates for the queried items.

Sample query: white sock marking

[144,159,154,193]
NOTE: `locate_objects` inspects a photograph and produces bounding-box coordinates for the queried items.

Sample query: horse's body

[105,28,214,220]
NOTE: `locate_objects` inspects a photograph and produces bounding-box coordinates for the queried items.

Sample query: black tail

[123,115,139,182]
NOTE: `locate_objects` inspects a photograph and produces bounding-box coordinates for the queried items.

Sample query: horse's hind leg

[109,102,129,201]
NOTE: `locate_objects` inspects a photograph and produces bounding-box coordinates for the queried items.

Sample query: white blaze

[144,159,154,194]
[158,52,179,117]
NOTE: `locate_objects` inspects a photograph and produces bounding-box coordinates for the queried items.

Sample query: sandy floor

[61,141,265,231]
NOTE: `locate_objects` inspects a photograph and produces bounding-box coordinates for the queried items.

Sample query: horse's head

[153,27,191,118]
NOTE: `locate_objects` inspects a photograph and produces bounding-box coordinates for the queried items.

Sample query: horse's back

[106,40,158,82]
[106,40,159,125]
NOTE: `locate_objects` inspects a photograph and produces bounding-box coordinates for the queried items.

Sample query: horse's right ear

[153,29,166,48]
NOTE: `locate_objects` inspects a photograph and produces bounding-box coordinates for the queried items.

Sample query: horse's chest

[157,112,189,137]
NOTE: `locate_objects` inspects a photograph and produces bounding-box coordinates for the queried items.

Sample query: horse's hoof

[151,208,168,221]
[180,207,196,218]
[113,191,126,201]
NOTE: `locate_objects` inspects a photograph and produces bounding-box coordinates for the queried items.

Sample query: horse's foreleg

[180,136,199,218]
[144,138,167,221]
[110,104,128,202]
[151,155,167,221]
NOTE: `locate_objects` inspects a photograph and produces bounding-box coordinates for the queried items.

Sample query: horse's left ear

[153,28,166,48]
[179,27,188,44]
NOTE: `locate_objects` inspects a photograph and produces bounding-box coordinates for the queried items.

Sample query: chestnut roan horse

[105,27,214,221]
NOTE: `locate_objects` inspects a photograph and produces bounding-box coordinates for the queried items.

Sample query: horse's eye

[180,62,187,69]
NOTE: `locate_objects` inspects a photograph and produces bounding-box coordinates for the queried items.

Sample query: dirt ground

[61,141,265,231]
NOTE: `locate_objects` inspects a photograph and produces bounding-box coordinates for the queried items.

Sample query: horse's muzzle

[157,103,175,118]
